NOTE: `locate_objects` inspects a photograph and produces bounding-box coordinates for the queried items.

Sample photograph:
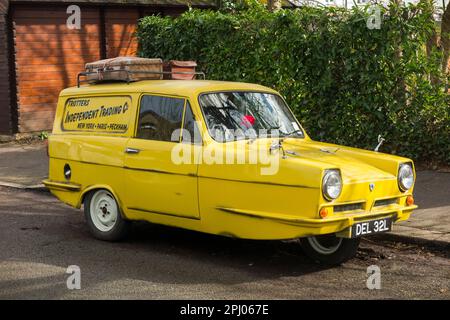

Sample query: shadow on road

[2,186,448,299]
[0,202,336,299]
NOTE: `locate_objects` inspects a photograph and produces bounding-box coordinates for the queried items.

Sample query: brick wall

[0,1,11,134]
[0,0,216,134]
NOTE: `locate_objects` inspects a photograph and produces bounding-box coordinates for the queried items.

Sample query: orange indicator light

[406,196,414,206]
[319,208,328,219]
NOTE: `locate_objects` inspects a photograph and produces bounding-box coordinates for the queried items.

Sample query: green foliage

[219,0,265,13]
[38,131,49,141]
[138,2,450,164]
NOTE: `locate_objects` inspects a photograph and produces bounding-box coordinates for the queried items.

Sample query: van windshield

[199,92,304,142]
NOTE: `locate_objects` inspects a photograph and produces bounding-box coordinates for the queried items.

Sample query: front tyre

[84,189,130,241]
[300,234,360,265]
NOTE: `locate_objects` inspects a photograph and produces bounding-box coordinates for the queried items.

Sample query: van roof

[60,80,278,98]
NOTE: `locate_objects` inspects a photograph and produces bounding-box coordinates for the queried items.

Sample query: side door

[124,94,201,219]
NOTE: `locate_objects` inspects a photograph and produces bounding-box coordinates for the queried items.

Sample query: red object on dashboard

[243,115,255,126]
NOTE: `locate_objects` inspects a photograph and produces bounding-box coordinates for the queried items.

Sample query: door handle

[125,147,141,154]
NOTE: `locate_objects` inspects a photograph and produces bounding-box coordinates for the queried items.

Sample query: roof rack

[77,69,207,88]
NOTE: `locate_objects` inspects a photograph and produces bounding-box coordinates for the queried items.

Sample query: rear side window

[136,95,185,142]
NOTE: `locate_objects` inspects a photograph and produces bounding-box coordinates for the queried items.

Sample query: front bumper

[218,203,417,238]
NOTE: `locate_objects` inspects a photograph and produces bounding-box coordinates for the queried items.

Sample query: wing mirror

[374,135,385,152]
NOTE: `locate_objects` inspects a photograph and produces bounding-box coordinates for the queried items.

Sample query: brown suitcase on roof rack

[163,60,198,80]
[85,57,163,82]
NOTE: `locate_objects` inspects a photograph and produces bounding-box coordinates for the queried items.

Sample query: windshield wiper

[281,129,303,138]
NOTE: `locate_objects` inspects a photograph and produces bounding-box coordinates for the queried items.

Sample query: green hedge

[137,2,450,165]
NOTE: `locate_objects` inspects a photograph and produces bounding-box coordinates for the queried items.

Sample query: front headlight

[398,163,414,192]
[322,169,342,201]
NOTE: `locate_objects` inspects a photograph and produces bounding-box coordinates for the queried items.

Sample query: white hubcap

[307,235,343,255]
[90,190,118,232]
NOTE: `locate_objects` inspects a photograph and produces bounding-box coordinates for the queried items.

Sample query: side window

[182,101,202,144]
[137,95,184,142]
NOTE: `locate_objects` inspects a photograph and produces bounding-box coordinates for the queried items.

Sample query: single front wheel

[84,189,130,241]
[300,234,360,265]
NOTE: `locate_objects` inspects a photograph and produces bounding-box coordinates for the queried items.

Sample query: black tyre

[84,189,130,241]
[300,234,360,265]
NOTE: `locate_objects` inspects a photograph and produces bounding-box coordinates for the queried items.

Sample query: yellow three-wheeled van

[44,76,417,265]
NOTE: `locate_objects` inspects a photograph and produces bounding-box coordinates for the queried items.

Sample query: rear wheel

[84,189,130,241]
[300,234,360,265]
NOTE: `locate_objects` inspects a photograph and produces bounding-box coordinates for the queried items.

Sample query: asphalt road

[0,186,448,299]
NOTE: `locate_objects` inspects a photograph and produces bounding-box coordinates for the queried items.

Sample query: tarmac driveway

[0,186,448,299]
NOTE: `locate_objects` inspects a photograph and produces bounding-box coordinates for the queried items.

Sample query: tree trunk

[427,25,439,84]
[440,2,450,79]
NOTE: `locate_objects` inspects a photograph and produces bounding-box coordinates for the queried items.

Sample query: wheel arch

[78,185,127,218]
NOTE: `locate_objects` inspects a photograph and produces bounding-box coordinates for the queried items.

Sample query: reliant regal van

[44,79,417,265]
